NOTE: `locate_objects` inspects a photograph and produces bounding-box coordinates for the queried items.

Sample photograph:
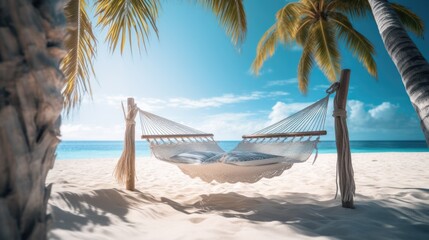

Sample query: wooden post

[334,69,355,208]
[126,97,136,190]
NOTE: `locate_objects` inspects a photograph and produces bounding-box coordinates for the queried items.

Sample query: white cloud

[61,124,90,135]
[247,67,273,76]
[265,78,298,87]
[167,91,289,108]
[102,91,289,110]
[195,113,266,140]
[313,84,332,91]
[101,95,166,112]
[268,101,312,124]
[61,124,125,140]
[368,102,398,120]
[348,100,369,126]
[313,84,354,92]
[347,100,418,134]
[289,44,302,51]
[169,92,263,108]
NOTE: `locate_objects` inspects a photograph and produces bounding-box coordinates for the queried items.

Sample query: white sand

[47,153,429,240]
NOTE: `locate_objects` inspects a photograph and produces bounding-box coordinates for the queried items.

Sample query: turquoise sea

[56,141,429,160]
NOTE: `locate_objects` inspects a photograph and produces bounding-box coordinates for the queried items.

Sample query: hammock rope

[139,109,213,143]
[243,95,330,140]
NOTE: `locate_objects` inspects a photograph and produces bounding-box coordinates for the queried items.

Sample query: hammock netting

[138,93,332,183]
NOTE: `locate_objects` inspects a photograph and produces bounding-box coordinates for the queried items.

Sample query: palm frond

[312,19,340,81]
[391,3,424,37]
[251,25,279,75]
[330,12,377,78]
[276,2,304,41]
[96,0,160,54]
[332,0,370,18]
[303,0,318,13]
[298,41,314,93]
[197,0,247,45]
[294,16,313,46]
[61,0,97,114]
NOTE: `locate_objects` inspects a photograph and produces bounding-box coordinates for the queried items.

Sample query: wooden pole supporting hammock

[334,69,355,208]
[115,69,356,208]
[115,98,138,191]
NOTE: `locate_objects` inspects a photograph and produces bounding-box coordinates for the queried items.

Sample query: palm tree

[366,0,429,144]
[333,0,429,144]
[62,0,247,113]
[252,0,378,93]
[0,0,246,239]
[252,0,429,144]
[0,0,66,239]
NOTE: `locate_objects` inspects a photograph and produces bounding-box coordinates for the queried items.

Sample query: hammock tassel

[115,98,138,190]
[334,69,356,208]
[311,137,320,165]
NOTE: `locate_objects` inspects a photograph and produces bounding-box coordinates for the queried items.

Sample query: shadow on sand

[50,189,159,230]
[50,188,429,240]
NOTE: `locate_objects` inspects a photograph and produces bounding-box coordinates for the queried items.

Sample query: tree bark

[368,0,429,145]
[0,0,66,239]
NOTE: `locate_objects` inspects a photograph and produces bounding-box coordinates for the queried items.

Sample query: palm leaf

[294,16,313,46]
[391,3,424,37]
[312,18,340,81]
[96,0,160,54]
[298,41,314,93]
[251,24,279,75]
[276,2,305,41]
[197,0,247,45]
[330,12,377,78]
[61,0,97,114]
[333,0,370,18]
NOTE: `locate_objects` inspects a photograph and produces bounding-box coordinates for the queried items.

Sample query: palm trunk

[368,0,429,145]
[0,0,66,239]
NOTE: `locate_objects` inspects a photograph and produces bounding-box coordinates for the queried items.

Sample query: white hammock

[116,71,355,208]
[138,89,334,183]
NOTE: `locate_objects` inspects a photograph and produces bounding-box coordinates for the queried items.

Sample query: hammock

[138,88,336,183]
[115,70,355,208]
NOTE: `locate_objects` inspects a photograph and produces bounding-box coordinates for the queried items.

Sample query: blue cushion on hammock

[170,151,224,164]
[222,151,284,166]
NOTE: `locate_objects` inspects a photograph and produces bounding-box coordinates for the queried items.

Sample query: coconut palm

[0,1,66,239]
[0,0,246,239]
[252,0,422,94]
[62,0,247,113]
[365,0,429,144]
[331,0,429,144]
[252,0,376,92]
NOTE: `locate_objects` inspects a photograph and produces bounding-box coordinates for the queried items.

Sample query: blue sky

[61,0,429,141]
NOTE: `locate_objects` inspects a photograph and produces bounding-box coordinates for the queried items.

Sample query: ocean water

[56,140,429,160]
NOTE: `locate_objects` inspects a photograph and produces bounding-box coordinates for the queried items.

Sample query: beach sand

[47,153,429,240]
